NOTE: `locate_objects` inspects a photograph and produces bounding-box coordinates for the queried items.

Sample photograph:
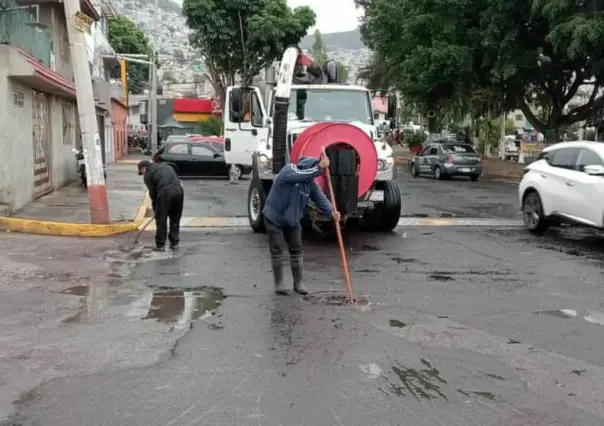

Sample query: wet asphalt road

[9,223,604,425]
[180,166,521,219]
[4,166,604,425]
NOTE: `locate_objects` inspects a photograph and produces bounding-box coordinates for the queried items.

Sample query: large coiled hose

[272,97,289,174]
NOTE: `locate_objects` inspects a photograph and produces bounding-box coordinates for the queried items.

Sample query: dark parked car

[186,135,225,152]
[409,143,482,181]
[153,140,251,177]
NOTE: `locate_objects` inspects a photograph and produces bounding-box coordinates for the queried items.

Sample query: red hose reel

[289,122,378,197]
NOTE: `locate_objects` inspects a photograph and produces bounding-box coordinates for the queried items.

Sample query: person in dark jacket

[138,160,184,251]
[262,156,340,295]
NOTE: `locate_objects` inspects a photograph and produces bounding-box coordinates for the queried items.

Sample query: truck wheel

[248,178,267,233]
[362,181,402,232]
[378,180,402,231]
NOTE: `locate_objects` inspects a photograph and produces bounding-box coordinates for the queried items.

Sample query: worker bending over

[138,160,184,251]
[262,156,340,295]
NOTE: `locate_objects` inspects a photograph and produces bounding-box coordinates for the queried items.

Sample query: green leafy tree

[356,55,395,90]
[199,116,224,136]
[312,30,349,82]
[359,0,604,142]
[336,61,349,82]
[108,16,151,95]
[183,0,315,105]
[311,29,327,65]
[505,119,517,135]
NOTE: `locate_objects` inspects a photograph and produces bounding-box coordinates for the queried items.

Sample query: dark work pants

[155,187,184,247]
[264,218,303,282]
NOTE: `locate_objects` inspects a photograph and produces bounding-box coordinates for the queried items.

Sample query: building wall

[49,97,78,189]
[36,4,73,80]
[0,63,34,212]
[0,76,77,212]
[111,99,128,160]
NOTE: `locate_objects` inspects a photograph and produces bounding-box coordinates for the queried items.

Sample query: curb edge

[0,190,151,238]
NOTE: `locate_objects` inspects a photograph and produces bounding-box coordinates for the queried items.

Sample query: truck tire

[248,178,267,233]
[378,180,402,231]
[362,181,402,232]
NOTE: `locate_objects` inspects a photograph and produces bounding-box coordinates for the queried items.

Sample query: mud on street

[2,169,604,425]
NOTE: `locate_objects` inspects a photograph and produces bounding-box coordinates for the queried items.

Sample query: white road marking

[141,217,524,230]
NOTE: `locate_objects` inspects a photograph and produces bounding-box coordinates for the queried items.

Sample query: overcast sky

[287,0,363,34]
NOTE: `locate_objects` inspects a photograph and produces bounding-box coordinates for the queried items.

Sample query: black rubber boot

[291,254,308,295]
[272,256,289,295]
[153,245,165,252]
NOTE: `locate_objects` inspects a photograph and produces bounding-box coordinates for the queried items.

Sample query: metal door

[32,90,52,198]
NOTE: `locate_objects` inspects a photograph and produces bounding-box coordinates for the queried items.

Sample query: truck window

[241,91,251,123]
[251,91,263,127]
[289,88,374,125]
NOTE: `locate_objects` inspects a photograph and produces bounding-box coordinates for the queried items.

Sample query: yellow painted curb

[0,217,140,237]
[0,190,152,238]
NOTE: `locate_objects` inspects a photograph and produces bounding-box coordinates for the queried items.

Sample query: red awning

[8,47,76,98]
[173,98,213,113]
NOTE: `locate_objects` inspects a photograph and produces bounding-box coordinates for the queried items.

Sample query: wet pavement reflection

[57,247,225,328]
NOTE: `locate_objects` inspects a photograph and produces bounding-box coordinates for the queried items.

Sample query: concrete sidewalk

[393,146,527,181]
[0,163,149,237]
[116,153,153,165]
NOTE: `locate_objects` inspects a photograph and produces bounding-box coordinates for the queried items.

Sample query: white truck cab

[224,84,393,173]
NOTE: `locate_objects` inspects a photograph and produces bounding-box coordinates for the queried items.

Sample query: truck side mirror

[229,88,245,122]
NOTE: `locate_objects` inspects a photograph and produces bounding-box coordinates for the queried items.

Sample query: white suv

[519,141,604,234]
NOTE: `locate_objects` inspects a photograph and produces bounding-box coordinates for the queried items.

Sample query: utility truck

[224,45,402,233]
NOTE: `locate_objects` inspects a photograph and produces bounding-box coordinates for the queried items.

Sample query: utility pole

[499,112,506,160]
[150,0,159,154]
[64,0,110,223]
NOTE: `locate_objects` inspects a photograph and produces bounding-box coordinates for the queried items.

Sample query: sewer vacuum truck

[223,45,402,233]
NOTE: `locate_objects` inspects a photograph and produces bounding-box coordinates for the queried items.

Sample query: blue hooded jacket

[263,156,333,228]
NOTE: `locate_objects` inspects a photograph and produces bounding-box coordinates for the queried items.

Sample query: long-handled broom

[322,147,355,304]
[130,217,155,250]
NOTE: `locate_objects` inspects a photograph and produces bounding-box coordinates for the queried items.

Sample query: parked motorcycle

[73,147,107,188]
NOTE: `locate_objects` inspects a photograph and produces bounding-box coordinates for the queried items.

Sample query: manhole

[304,291,370,306]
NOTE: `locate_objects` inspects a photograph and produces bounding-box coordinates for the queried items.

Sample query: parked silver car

[409,142,483,181]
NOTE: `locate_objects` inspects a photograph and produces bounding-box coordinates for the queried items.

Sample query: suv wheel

[522,191,549,234]
[410,163,419,177]
[434,166,443,180]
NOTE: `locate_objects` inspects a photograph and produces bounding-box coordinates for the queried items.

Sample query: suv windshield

[289,88,374,125]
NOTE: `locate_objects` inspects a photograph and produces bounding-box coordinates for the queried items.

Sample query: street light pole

[64,0,110,223]
[150,0,159,154]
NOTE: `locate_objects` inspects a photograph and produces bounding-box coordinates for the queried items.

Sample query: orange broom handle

[322,147,355,304]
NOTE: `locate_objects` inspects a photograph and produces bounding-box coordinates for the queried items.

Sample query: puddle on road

[59,246,226,327]
[429,273,454,282]
[59,283,224,326]
[390,256,417,264]
[535,309,577,319]
[59,285,88,296]
[144,288,223,324]
[389,319,407,328]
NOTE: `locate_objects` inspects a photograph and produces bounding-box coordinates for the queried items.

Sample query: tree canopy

[358,0,604,141]
[183,0,316,103]
[108,16,151,95]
